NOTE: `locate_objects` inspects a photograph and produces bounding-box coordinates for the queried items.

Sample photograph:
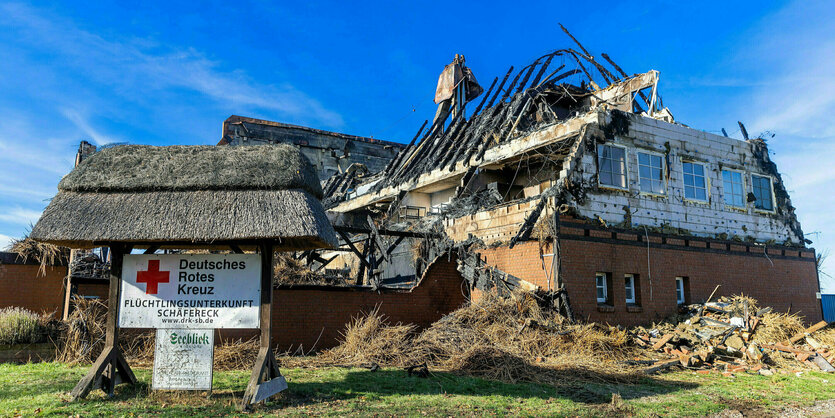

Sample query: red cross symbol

[136,260,169,295]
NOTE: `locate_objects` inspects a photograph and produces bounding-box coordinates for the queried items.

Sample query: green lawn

[1,362,834,416]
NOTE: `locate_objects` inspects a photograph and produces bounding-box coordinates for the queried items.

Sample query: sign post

[70,247,273,401]
[240,241,286,409]
[70,243,137,399]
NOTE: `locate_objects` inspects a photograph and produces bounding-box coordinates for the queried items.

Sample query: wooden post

[62,249,76,320]
[240,241,286,410]
[71,243,137,399]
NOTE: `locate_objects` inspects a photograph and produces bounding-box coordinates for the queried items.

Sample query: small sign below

[119,254,260,329]
[153,328,214,390]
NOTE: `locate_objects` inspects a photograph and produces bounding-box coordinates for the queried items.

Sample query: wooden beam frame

[70,243,137,399]
[239,241,286,410]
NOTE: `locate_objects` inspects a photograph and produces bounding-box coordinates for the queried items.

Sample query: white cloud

[61,109,116,146]
[730,0,835,286]
[0,2,344,128]
[0,207,43,226]
[0,234,13,251]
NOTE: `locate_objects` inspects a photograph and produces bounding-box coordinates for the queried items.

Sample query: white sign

[119,254,260,329]
[153,328,214,390]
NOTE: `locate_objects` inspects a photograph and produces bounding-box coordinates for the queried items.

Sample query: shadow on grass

[31,354,699,413]
[270,353,699,409]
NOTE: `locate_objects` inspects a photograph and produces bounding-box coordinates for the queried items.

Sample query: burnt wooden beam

[334,225,440,239]
[313,255,338,273]
[471,76,497,117]
[485,66,514,109]
[367,216,389,263]
[383,235,407,258]
[336,229,372,270]
[356,237,370,286]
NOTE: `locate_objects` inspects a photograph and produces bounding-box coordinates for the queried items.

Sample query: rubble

[315,291,833,386]
[636,295,835,376]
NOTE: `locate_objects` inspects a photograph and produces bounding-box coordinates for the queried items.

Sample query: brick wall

[77,257,468,351]
[268,256,467,351]
[0,262,67,316]
[479,226,821,327]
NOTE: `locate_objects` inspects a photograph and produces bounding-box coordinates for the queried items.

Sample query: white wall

[572,114,802,244]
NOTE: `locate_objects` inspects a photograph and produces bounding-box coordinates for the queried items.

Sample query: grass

[1,362,834,417]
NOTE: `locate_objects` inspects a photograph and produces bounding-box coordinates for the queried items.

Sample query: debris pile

[317,291,834,385]
[634,293,834,376]
[273,253,349,287]
[69,251,109,280]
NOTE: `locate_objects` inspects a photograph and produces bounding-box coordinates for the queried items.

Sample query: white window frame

[751,174,776,213]
[682,160,709,202]
[597,143,628,190]
[675,277,685,305]
[721,168,746,209]
[624,274,636,304]
[595,273,608,304]
[636,150,666,196]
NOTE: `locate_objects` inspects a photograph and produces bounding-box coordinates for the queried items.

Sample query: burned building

[320,38,821,325]
[217,115,404,180]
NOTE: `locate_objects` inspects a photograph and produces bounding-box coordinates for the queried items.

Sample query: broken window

[595,272,608,304]
[752,175,774,211]
[637,151,665,195]
[597,144,627,189]
[399,205,426,220]
[624,274,637,304]
[682,162,707,201]
[722,170,745,207]
[675,277,687,305]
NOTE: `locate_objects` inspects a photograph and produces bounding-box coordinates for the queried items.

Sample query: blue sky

[1,1,833,288]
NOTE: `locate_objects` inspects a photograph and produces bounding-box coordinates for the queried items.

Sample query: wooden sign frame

[70,240,285,411]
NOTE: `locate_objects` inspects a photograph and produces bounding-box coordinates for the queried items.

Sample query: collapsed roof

[327,40,669,215]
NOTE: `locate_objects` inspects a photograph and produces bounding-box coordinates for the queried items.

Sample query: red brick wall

[478,232,821,327]
[0,263,67,316]
[77,258,468,351]
[268,256,467,351]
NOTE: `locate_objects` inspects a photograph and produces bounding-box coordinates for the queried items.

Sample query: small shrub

[0,307,43,345]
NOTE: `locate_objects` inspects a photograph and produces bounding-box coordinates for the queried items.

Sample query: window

[637,152,665,194]
[675,277,686,305]
[624,274,636,304]
[682,162,707,201]
[597,144,627,189]
[752,175,774,211]
[595,273,608,304]
[722,170,745,207]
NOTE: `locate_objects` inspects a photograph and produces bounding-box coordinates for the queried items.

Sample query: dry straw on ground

[52,292,829,386]
[317,292,639,385]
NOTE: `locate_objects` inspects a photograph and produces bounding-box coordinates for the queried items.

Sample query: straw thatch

[30,144,337,250]
[58,145,323,197]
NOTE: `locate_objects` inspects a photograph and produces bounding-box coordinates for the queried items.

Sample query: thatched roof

[31,144,337,250]
[59,144,323,198]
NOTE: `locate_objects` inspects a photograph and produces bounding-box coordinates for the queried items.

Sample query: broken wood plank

[652,333,675,351]
[784,321,828,345]
[644,359,680,375]
[761,344,817,355]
